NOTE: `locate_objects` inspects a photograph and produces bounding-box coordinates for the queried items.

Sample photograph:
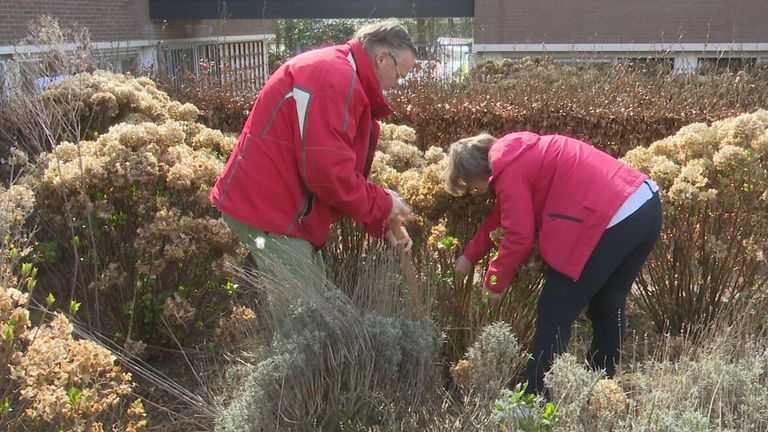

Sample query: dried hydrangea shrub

[622,110,768,334]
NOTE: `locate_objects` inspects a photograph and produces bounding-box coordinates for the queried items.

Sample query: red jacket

[463,132,648,293]
[210,39,393,248]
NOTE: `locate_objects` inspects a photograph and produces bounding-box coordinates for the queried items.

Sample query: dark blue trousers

[526,192,663,395]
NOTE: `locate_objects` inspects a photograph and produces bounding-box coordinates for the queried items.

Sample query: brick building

[0,0,275,90]
[1,0,766,79]
[472,0,768,72]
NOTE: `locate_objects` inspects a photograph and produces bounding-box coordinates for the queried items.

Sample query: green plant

[492,383,558,431]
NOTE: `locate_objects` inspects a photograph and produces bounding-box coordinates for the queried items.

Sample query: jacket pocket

[300,193,315,219]
[546,212,584,223]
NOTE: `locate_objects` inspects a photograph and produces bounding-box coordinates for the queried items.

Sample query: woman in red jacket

[444,131,662,395]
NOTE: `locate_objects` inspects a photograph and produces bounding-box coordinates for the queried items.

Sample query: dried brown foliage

[388,57,768,157]
[1,184,145,431]
[156,60,258,133]
[20,71,246,348]
[624,110,768,334]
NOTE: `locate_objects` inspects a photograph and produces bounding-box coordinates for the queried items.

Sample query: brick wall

[474,0,768,44]
[0,0,149,45]
[0,0,275,46]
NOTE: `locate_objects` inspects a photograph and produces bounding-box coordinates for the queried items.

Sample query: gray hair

[443,133,496,196]
[355,20,416,56]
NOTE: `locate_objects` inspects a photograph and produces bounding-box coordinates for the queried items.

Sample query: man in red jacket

[210,21,415,311]
[444,132,662,396]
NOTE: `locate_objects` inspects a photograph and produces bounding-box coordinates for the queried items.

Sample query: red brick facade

[474,0,767,44]
[0,0,275,46]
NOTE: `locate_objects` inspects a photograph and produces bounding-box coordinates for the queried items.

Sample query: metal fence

[159,36,271,93]
[416,38,473,81]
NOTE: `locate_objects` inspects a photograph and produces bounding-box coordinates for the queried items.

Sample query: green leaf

[0,397,11,414]
[107,211,127,227]
[67,387,82,406]
[69,300,82,314]
[21,262,33,277]
[38,241,58,263]
[541,402,558,421]
[438,235,457,249]
[225,281,238,296]
[3,323,14,340]
[46,293,56,306]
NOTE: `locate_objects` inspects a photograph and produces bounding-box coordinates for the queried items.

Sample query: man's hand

[454,255,473,277]
[388,190,413,222]
[385,224,413,253]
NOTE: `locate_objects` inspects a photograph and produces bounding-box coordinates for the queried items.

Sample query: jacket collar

[347,38,393,120]
[488,132,540,183]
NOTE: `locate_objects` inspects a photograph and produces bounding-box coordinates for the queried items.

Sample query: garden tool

[388,219,426,319]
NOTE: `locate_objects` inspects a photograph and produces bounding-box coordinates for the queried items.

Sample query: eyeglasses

[388,52,404,81]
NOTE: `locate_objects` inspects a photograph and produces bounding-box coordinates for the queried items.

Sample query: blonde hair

[355,20,416,57]
[443,133,496,196]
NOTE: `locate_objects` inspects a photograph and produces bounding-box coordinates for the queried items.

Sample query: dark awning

[149,0,474,20]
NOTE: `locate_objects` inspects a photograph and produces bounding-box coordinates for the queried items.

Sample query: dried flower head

[589,378,628,418]
[214,305,258,342]
[450,359,472,392]
[162,294,196,326]
[124,338,148,358]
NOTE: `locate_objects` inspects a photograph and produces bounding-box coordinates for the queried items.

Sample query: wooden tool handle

[388,219,425,318]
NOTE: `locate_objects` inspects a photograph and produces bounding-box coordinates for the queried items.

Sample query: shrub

[155,60,257,133]
[462,322,523,400]
[623,110,768,334]
[40,70,201,135]
[9,313,146,430]
[23,72,245,347]
[388,58,768,157]
[619,335,768,431]
[543,353,605,430]
[215,290,442,431]
[0,16,94,182]
[1,183,145,431]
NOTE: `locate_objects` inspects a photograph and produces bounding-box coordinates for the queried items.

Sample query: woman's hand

[454,255,473,277]
[481,285,504,305]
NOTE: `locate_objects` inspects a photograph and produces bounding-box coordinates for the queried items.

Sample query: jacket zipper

[363,126,375,178]
[547,213,584,223]
[287,193,314,234]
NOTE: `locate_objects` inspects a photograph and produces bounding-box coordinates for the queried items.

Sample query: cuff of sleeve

[484,260,514,294]
[484,273,507,294]
[463,243,491,264]
[364,219,388,237]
